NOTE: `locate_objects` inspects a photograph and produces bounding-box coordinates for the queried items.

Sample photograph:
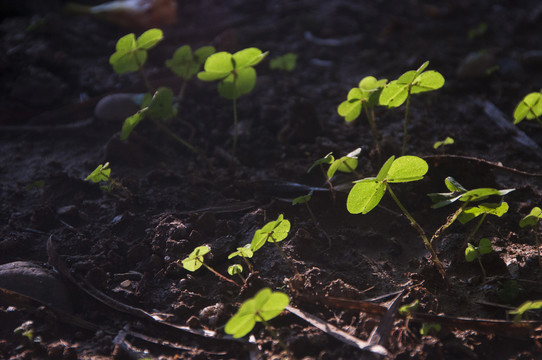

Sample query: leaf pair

[109,29,163,74]
[519,207,542,228]
[198,48,268,100]
[458,202,509,224]
[513,91,542,125]
[465,238,492,262]
[85,162,111,183]
[181,245,210,272]
[338,76,387,122]
[347,155,428,214]
[250,214,291,252]
[379,61,445,108]
[225,288,289,338]
[166,45,216,80]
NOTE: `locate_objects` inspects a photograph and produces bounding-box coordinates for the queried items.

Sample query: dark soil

[2,1,542,359]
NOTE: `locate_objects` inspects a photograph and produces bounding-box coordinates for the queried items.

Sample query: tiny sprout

[513,91,542,125]
[269,53,297,72]
[399,299,419,316]
[379,61,445,155]
[224,288,290,341]
[166,45,215,102]
[85,162,128,195]
[198,48,268,157]
[307,152,336,196]
[465,238,493,280]
[420,323,441,336]
[520,206,542,269]
[433,136,454,149]
[228,243,254,273]
[227,264,245,283]
[338,76,387,154]
[181,245,239,286]
[326,148,361,179]
[508,300,542,323]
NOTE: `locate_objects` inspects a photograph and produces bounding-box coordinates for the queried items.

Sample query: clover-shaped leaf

[166,45,215,80]
[337,76,387,122]
[458,202,509,224]
[228,244,254,259]
[520,207,542,228]
[198,48,268,100]
[147,87,176,120]
[181,245,211,272]
[347,155,428,214]
[514,92,542,125]
[109,29,163,74]
[250,214,291,252]
[224,288,289,338]
[379,61,444,108]
[307,153,334,174]
[227,264,243,276]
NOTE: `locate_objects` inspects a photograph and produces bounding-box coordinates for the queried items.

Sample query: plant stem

[430,201,470,247]
[202,262,241,287]
[463,213,487,249]
[477,255,487,282]
[177,80,188,103]
[401,92,411,156]
[385,183,449,286]
[135,57,153,93]
[364,106,381,157]
[151,118,197,153]
[232,98,238,159]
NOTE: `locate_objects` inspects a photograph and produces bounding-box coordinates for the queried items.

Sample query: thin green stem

[134,55,153,93]
[201,262,241,287]
[385,183,449,287]
[477,255,487,282]
[364,105,381,157]
[464,213,487,249]
[430,201,470,247]
[150,117,196,153]
[177,80,188,103]
[401,92,411,156]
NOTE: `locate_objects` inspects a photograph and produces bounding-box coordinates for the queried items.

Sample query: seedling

[198,48,268,157]
[326,147,361,179]
[228,243,254,273]
[346,155,448,283]
[180,245,239,286]
[250,214,298,274]
[465,238,493,281]
[433,136,454,150]
[269,53,297,72]
[508,300,542,323]
[225,288,290,354]
[459,202,509,247]
[227,264,246,284]
[166,45,216,102]
[307,152,336,196]
[85,162,129,195]
[399,299,419,334]
[379,61,445,155]
[419,323,441,336]
[338,76,387,154]
[519,206,542,269]
[513,91,542,125]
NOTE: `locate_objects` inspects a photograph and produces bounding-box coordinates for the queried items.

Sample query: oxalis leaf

[327,148,361,179]
[514,92,542,124]
[181,245,210,272]
[250,214,291,252]
[224,288,289,338]
[520,207,542,228]
[109,29,163,74]
[458,202,509,224]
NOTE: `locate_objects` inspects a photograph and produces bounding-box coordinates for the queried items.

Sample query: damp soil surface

[2,1,542,359]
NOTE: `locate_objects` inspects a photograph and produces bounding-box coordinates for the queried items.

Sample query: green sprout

[379,61,445,155]
[465,238,493,281]
[326,148,361,179]
[269,53,297,72]
[513,91,542,126]
[225,288,290,354]
[227,264,246,284]
[508,300,542,323]
[520,206,542,269]
[180,245,239,286]
[250,214,297,274]
[198,48,268,157]
[85,162,128,195]
[166,45,215,102]
[433,136,454,150]
[459,202,509,246]
[419,323,441,336]
[338,76,387,154]
[346,155,448,283]
[399,299,419,334]
[307,152,336,197]
[228,243,254,273]
[109,28,163,91]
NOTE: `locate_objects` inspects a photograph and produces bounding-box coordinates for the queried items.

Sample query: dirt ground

[2,0,542,359]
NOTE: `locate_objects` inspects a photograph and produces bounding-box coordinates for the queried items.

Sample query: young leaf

[250,214,291,252]
[224,288,289,338]
[228,264,243,276]
[166,45,215,80]
[121,110,146,140]
[465,244,477,262]
[433,136,454,149]
[182,245,211,272]
[519,207,542,228]
[337,76,387,122]
[478,238,493,255]
[459,188,515,202]
[109,29,163,74]
[327,148,360,178]
[386,156,428,183]
[228,244,254,259]
[376,155,395,181]
[86,163,111,183]
[307,153,334,174]
[458,202,509,224]
[513,92,542,124]
[292,192,312,205]
[269,53,297,72]
[399,299,419,316]
[347,178,385,214]
[509,300,542,323]
[147,87,176,120]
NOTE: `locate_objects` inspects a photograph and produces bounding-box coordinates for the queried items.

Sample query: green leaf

[307,153,334,174]
[147,87,176,119]
[478,238,493,255]
[399,299,419,316]
[458,202,509,224]
[520,207,542,228]
[228,264,243,276]
[269,53,297,71]
[85,163,111,183]
[121,110,146,140]
[197,52,234,80]
[218,67,257,100]
[233,48,267,68]
[326,148,360,178]
[292,192,312,205]
[514,92,542,124]
[445,177,467,192]
[459,188,515,202]
[337,95,362,122]
[410,70,445,94]
[420,323,441,336]
[433,136,454,149]
[387,156,428,183]
[182,245,211,272]
[250,214,291,252]
[228,244,254,259]
[509,300,542,323]
[136,28,163,50]
[225,288,289,338]
[465,244,478,262]
[376,156,395,181]
[347,178,386,214]
[166,45,198,79]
